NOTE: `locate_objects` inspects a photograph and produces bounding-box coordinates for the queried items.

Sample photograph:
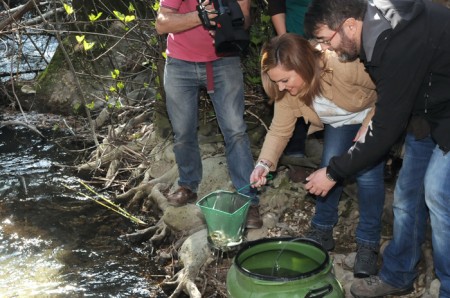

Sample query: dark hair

[260,33,322,106]
[304,0,367,40]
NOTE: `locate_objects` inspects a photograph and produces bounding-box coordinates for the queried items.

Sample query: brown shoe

[246,205,263,229]
[167,187,197,207]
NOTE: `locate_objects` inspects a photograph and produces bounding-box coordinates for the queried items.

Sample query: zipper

[424,72,432,114]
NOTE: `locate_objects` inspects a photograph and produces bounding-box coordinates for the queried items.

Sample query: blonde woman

[250,33,386,278]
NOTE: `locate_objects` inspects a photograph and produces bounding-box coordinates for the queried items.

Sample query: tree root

[117,164,178,201]
[163,229,212,298]
[120,217,168,244]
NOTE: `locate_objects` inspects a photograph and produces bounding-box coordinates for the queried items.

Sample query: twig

[245,110,269,131]
[63,181,147,225]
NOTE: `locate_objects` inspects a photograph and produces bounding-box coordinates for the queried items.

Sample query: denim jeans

[311,124,385,249]
[164,56,257,203]
[380,133,450,297]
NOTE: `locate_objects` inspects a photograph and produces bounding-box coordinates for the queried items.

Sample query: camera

[197,0,249,55]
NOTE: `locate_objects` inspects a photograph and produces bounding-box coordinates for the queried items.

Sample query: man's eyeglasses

[314,21,345,45]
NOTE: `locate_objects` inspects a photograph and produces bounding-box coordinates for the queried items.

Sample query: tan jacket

[259,51,377,170]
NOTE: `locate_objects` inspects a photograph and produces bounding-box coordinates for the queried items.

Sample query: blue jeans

[380,133,450,297]
[164,56,257,203]
[311,124,385,249]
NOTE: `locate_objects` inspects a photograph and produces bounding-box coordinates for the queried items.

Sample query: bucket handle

[305,284,333,298]
[237,174,273,194]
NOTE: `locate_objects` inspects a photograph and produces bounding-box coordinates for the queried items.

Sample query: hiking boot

[167,187,197,207]
[350,275,414,298]
[304,226,335,251]
[354,246,379,278]
[246,205,263,229]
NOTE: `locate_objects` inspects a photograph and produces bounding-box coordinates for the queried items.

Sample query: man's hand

[197,0,218,29]
[305,167,336,197]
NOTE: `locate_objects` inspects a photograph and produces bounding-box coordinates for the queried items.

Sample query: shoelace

[366,275,382,286]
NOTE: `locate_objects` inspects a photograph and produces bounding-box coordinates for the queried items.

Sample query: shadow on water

[0,121,167,297]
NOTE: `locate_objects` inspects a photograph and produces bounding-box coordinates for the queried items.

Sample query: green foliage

[243,3,274,88]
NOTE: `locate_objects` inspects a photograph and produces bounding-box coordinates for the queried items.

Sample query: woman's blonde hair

[261,33,323,105]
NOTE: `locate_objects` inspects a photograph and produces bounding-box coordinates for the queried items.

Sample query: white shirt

[312,95,371,128]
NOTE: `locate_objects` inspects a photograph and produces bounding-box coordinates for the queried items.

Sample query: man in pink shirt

[155,0,262,228]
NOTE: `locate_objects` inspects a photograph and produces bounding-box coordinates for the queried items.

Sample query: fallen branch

[0,0,35,31]
[0,120,45,139]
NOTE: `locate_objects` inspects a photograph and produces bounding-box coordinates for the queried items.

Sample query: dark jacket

[328,0,450,181]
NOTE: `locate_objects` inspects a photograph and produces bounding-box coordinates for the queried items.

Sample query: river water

[0,114,167,297]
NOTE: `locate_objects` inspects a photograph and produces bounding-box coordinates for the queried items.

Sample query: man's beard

[337,32,359,62]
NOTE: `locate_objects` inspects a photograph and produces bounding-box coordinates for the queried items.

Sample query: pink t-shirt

[160,0,219,62]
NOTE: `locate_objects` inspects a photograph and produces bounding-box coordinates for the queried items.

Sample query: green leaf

[152,2,160,11]
[131,132,142,139]
[109,86,117,92]
[113,10,125,21]
[111,69,120,79]
[162,52,167,59]
[73,102,81,112]
[75,35,85,44]
[116,81,125,90]
[63,3,74,15]
[124,15,136,23]
[115,101,122,109]
[128,3,135,12]
[88,12,103,22]
[86,101,95,110]
[83,40,95,51]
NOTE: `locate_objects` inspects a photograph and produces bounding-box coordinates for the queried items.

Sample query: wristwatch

[325,169,336,182]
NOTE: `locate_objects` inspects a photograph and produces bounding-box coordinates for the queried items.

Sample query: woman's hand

[250,161,271,188]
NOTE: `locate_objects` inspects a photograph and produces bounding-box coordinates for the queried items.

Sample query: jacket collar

[362,0,424,63]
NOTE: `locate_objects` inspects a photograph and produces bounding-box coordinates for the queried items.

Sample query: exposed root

[120,217,168,244]
[116,164,178,201]
[163,229,212,298]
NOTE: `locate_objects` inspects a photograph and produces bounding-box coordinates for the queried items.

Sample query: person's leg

[208,57,257,202]
[311,124,359,229]
[164,57,202,192]
[424,145,450,297]
[284,117,310,157]
[353,158,385,277]
[350,133,432,297]
[379,133,432,288]
[307,124,358,250]
[354,160,385,248]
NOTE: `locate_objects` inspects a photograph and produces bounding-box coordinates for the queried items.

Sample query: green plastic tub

[226,238,344,297]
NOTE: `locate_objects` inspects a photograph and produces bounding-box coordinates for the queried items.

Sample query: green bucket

[196,190,251,250]
[226,238,344,298]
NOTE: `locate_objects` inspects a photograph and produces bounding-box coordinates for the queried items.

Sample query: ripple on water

[0,121,166,297]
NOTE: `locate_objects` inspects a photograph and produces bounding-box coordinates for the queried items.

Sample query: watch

[326,171,336,182]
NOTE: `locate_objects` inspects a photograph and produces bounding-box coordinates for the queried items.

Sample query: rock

[429,279,441,297]
[344,252,357,270]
